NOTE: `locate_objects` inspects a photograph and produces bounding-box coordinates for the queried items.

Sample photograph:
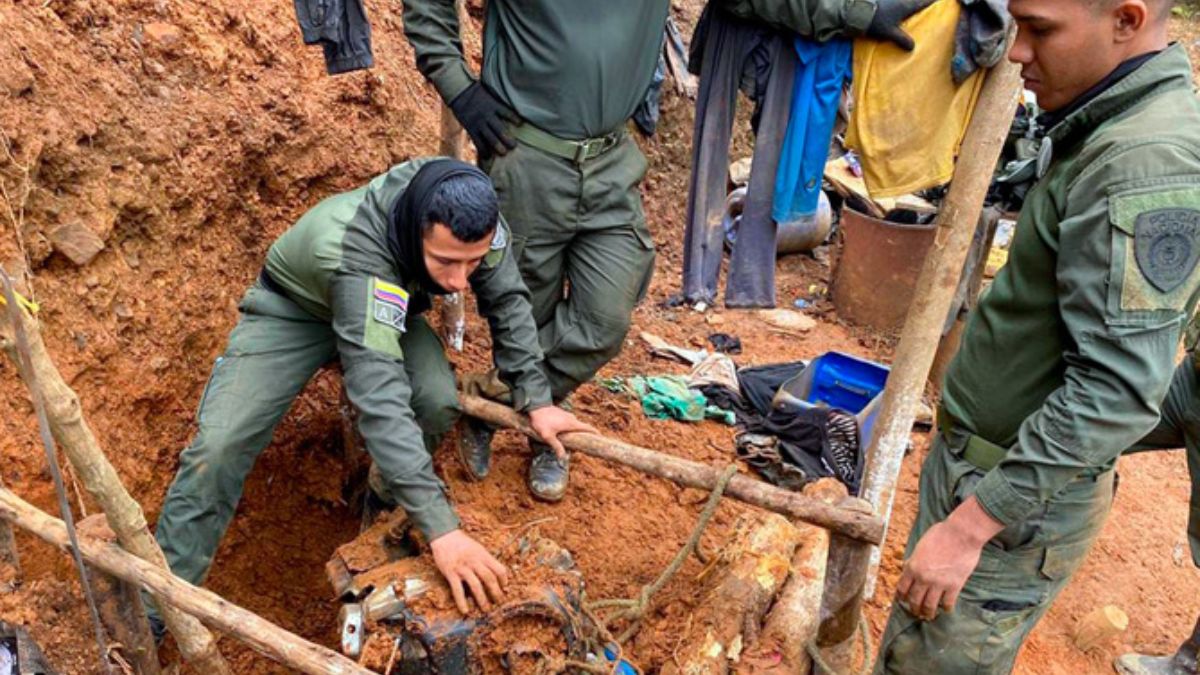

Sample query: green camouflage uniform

[876,44,1200,673]
[154,158,552,588]
[402,0,876,400]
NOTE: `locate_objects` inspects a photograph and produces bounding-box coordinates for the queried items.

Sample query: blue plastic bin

[772,351,890,447]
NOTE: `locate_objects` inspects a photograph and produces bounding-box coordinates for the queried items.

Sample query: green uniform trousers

[483,133,656,401]
[1127,358,1200,568]
[874,428,1114,674]
[153,283,460,589]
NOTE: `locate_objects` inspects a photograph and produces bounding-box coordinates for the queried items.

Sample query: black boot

[457,418,495,481]
[1116,615,1200,675]
[527,441,569,502]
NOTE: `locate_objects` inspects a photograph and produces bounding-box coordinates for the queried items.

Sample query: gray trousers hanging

[681,8,797,308]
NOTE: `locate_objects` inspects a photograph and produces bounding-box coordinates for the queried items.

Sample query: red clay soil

[0,1,1197,673]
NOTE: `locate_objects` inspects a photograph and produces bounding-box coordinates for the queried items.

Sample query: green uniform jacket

[264,158,553,538]
[943,44,1200,527]
[401,0,875,139]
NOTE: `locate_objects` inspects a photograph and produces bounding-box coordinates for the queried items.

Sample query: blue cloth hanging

[773,36,852,223]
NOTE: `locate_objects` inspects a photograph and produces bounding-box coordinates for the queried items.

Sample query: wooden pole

[438,0,470,351]
[0,476,19,593]
[1073,605,1129,652]
[0,298,233,674]
[751,481,843,673]
[857,57,1024,596]
[0,487,375,675]
[459,394,886,544]
[663,513,801,675]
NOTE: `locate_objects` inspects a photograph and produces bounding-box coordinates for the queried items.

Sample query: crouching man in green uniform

[151,158,594,625]
[875,1,1200,672]
[402,0,935,501]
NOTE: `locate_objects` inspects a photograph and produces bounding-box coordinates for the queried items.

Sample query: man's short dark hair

[422,173,499,243]
[1089,0,1175,19]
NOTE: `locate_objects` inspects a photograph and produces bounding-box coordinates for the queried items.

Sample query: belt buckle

[574,136,614,164]
[572,140,590,164]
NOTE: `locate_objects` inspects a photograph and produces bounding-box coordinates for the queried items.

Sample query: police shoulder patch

[1134,209,1200,293]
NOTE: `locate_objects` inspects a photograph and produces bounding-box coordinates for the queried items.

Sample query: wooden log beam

[856,56,1024,594]
[662,513,801,675]
[0,285,232,674]
[459,394,886,544]
[750,480,843,673]
[0,475,19,592]
[0,487,375,675]
[751,523,830,673]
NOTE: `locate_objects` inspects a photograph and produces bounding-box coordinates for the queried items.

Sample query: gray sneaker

[528,442,569,502]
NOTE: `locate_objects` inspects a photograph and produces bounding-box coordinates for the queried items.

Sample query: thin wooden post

[0,294,232,674]
[0,487,374,675]
[0,475,18,594]
[856,57,1024,598]
[438,0,470,351]
[460,394,886,544]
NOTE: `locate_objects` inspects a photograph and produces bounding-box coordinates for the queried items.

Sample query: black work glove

[448,81,519,159]
[866,0,938,51]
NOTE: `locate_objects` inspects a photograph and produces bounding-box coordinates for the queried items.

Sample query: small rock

[84,275,100,289]
[729,157,753,186]
[48,223,105,267]
[141,22,182,50]
[143,59,167,77]
[758,309,816,332]
[113,302,133,320]
[1173,542,1187,567]
[150,356,170,372]
[0,54,34,96]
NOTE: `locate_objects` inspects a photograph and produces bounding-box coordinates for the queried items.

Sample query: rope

[804,616,874,675]
[586,464,740,644]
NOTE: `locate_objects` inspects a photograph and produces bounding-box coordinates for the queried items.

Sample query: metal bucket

[723,189,834,256]
[832,206,936,332]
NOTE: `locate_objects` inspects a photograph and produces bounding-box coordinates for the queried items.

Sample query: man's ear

[1111,0,1149,42]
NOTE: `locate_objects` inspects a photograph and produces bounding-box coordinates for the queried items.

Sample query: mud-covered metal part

[338,604,364,659]
[330,524,587,673]
[363,584,404,624]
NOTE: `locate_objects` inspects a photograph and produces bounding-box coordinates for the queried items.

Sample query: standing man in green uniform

[402,0,936,501]
[1117,358,1200,675]
[875,0,1200,672]
[152,158,594,625]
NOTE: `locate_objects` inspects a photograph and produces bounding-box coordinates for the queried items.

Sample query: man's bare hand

[896,496,1003,621]
[430,529,509,615]
[528,406,597,461]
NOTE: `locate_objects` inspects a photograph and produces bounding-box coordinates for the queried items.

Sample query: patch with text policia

[1135,208,1200,293]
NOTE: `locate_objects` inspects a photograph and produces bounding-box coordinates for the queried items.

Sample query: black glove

[866,0,938,51]
[448,81,519,159]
